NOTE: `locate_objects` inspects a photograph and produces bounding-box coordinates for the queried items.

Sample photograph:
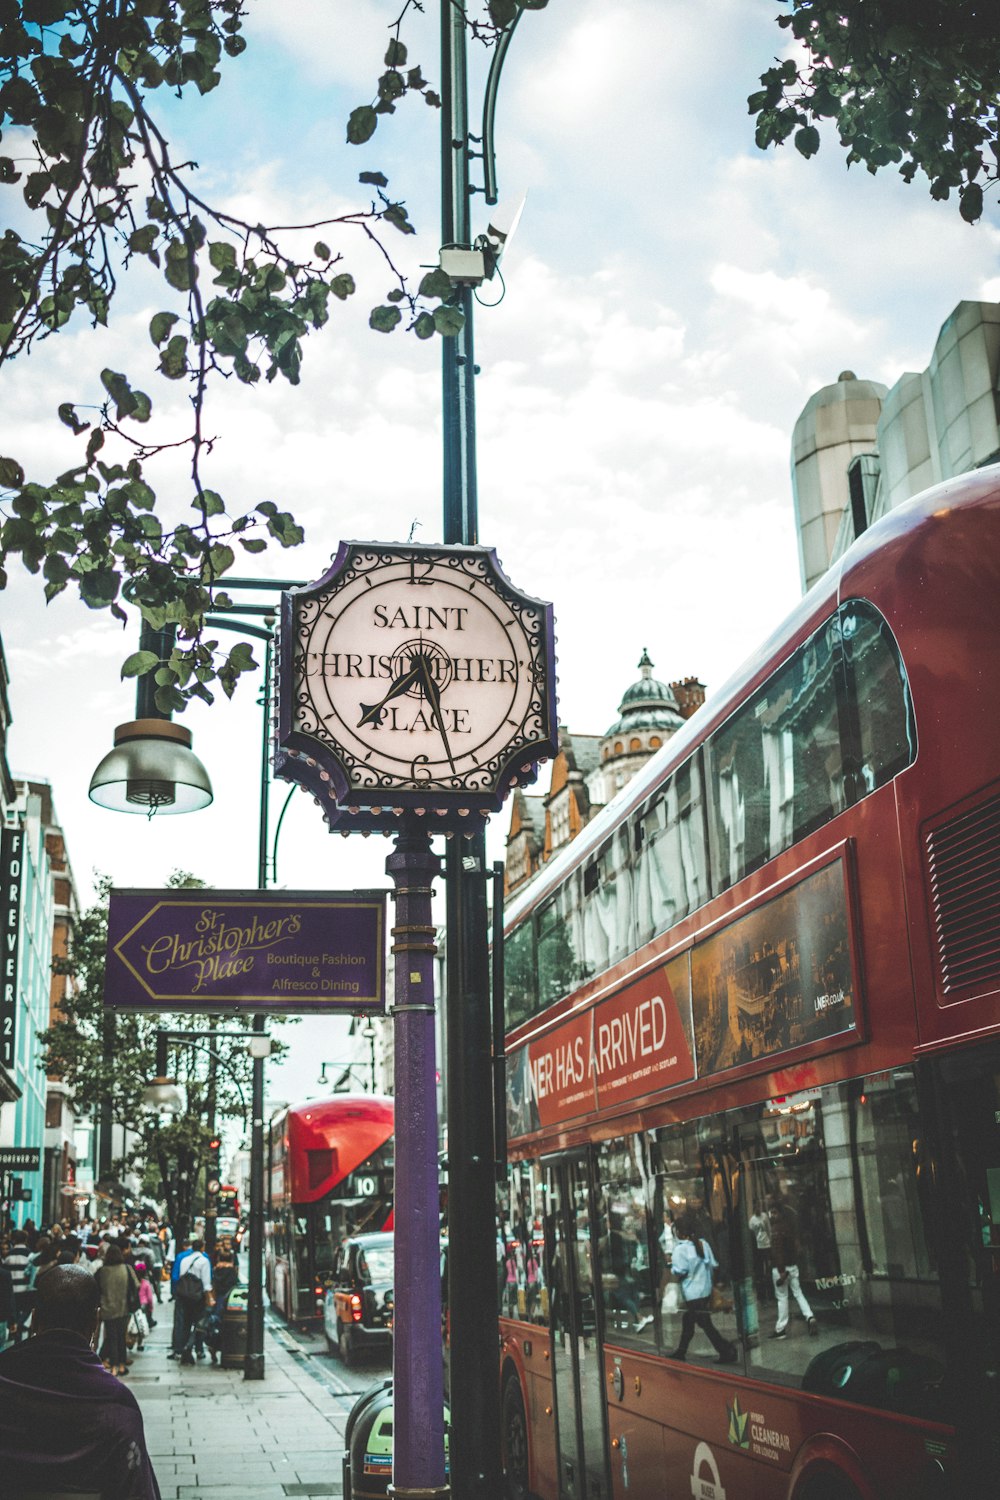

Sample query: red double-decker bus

[265,1093,393,1323]
[498,467,1000,1500]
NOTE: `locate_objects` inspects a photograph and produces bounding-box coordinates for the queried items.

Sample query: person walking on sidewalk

[2,1231,32,1343]
[767,1194,817,1339]
[668,1212,738,1364]
[0,1264,161,1499]
[96,1242,140,1376]
[174,1238,213,1365]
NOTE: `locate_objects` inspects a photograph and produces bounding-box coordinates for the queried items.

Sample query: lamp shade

[88,718,213,815]
[141,1077,185,1116]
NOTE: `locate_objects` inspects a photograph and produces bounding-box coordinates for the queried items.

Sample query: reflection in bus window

[651,1121,741,1364]
[635,759,707,946]
[498,1160,548,1327]
[583,827,634,973]
[737,1072,947,1420]
[537,886,580,1008]
[842,601,916,793]
[709,615,846,891]
[595,1137,657,1348]
[504,921,537,1029]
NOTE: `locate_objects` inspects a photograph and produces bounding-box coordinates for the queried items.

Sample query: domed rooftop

[604,650,685,740]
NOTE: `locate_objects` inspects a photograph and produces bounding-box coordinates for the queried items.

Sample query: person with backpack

[171,1239,212,1366]
[667,1212,738,1364]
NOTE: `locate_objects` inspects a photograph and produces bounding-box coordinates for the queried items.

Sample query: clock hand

[357,661,422,728]
[416,651,456,775]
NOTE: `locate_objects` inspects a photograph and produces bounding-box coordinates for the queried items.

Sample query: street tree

[750,0,1000,223]
[0,0,539,710]
[40,869,282,1237]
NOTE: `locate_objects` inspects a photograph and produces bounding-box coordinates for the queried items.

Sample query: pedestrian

[767,1194,818,1339]
[136,1260,157,1329]
[172,1237,213,1365]
[748,1199,772,1300]
[0,1264,161,1498]
[2,1231,32,1343]
[667,1211,738,1364]
[31,1239,62,1290]
[0,1261,14,1350]
[95,1241,140,1376]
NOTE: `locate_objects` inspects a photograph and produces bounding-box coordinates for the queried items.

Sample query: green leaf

[228,640,256,671]
[149,311,178,346]
[331,273,356,301]
[433,305,466,337]
[0,457,25,488]
[209,241,237,272]
[369,305,402,333]
[164,238,195,292]
[385,39,407,67]
[158,335,189,379]
[238,537,267,553]
[154,684,187,715]
[489,0,518,22]
[347,106,378,145]
[383,203,415,236]
[57,403,90,435]
[121,649,161,680]
[359,171,388,188]
[960,182,984,223]
[794,125,820,157]
[199,490,226,518]
[418,267,454,300]
[387,288,405,303]
[314,241,331,259]
[129,225,158,254]
[130,390,152,423]
[207,543,235,577]
[413,312,435,340]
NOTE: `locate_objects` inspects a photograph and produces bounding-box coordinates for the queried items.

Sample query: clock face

[281,545,556,808]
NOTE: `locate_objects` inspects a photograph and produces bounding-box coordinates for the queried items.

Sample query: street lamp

[317,1060,375,1092]
[88,621,213,815]
[90,589,290,1382]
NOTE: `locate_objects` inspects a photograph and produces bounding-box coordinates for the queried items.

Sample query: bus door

[544,1154,610,1500]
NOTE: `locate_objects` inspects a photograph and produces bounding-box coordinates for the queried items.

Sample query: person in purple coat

[0,1264,160,1499]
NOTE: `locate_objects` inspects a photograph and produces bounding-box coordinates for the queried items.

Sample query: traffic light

[207,1136,221,1182]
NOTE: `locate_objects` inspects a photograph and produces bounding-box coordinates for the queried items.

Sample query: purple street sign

[105,888,386,1014]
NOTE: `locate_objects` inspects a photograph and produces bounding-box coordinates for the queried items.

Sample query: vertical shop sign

[1,826,24,1071]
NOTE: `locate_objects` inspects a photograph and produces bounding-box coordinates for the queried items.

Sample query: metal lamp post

[439,7,525,1493]
[89,601,282,1382]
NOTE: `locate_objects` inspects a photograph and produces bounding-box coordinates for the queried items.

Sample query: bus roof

[504,463,1000,934]
[279,1093,394,1205]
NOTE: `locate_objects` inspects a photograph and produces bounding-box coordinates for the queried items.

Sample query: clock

[275,543,558,831]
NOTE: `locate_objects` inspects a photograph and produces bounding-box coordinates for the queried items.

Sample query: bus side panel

[502,1327,559,1499]
[602,1350,951,1500]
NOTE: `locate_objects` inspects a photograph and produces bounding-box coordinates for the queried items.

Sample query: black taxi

[323,1231,395,1365]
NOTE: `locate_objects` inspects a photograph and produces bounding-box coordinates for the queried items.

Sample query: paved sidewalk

[128,1305,378,1499]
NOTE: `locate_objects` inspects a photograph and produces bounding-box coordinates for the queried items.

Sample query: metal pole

[441,0,478,546]
[244,1014,266,1381]
[204,1032,218,1255]
[244,627,272,1382]
[387,827,448,1500]
[440,3,503,1493]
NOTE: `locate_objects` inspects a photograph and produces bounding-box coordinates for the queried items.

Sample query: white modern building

[791,300,1000,592]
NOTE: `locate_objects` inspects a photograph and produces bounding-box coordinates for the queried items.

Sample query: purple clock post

[275,542,557,1500]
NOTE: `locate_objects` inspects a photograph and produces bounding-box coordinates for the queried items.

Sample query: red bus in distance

[498,467,1000,1500]
[266,1093,393,1324]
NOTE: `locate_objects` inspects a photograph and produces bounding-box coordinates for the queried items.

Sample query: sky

[4,0,1000,1108]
